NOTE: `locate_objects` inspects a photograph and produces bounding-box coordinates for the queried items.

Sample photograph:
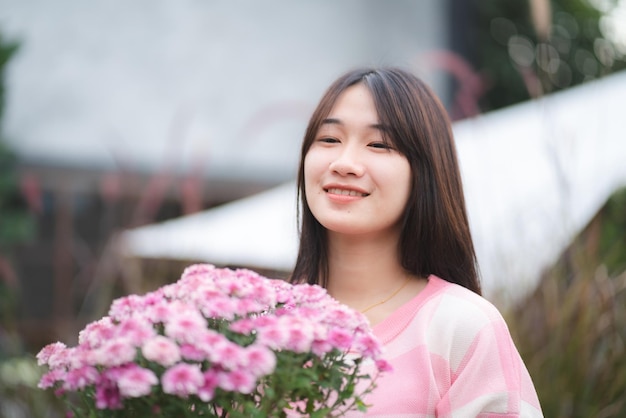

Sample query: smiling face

[303,83,412,239]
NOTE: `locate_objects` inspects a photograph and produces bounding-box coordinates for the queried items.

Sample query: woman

[290,68,543,417]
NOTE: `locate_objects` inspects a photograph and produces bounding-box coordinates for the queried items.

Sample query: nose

[328,145,364,177]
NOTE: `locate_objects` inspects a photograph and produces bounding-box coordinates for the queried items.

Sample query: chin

[321,221,382,236]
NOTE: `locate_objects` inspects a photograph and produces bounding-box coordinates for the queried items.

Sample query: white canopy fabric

[121,71,626,305]
[122,182,300,272]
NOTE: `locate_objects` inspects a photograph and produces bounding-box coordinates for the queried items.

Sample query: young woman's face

[304,83,412,239]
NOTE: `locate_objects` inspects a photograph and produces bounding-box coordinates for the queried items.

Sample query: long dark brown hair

[290,67,481,295]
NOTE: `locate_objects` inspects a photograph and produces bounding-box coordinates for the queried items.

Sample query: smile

[325,188,369,197]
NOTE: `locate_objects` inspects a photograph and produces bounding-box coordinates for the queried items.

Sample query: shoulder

[419,276,516,360]
[424,275,506,325]
[378,275,512,354]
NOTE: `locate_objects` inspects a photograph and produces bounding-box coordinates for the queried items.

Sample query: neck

[325,231,407,305]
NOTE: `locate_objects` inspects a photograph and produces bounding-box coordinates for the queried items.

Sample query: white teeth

[327,188,367,197]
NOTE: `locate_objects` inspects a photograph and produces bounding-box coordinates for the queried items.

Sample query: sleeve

[434,299,543,418]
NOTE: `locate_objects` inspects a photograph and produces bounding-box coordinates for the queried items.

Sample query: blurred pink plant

[37,264,390,417]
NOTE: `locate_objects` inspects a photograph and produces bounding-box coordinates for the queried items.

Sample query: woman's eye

[369,142,393,150]
[318,137,339,144]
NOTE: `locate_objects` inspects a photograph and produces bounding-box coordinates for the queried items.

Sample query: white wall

[0,0,447,185]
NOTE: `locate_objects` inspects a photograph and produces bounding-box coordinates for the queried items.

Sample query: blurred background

[0,0,625,416]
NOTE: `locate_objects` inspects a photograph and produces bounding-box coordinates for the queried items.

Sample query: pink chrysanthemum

[95,373,123,410]
[197,369,220,402]
[228,318,255,334]
[245,345,276,377]
[196,328,230,351]
[329,306,368,328]
[209,340,247,370]
[144,300,173,324]
[161,363,204,398]
[108,294,146,321]
[63,366,99,391]
[311,339,334,357]
[164,308,207,344]
[354,333,382,358]
[218,369,257,394]
[142,335,181,367]
[47,346,74,370]
[116,316,156,347]
[116,364,158,398]
[93,339,136,367]
[141,288,165,307]
[375,358,394,373]
[181,263,216,280]
[37,264,389,416]
[36,342,67,367]
[203,296,239,320]
[179,343,207,362]
[38,368,67,389]
[282,318,314,353]
[255,322,288,350]
[249,283,276,307]
[78,317,116,349]
[291,284,328,304]
[235,298,267,316]
[327,328,354,350]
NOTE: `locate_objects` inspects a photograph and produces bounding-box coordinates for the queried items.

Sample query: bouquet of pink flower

[37,264,391,417]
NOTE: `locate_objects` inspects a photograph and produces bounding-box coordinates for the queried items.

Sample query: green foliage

[0,143,34,251]
[0,29,47,418]
[598,187,626,275]
[0,356,65,418]
[0,30,31,354]
[56,348,375,418]
[474,0,626,111]
[0,33,19,124]
[506,188,626,417]
[0,31,31,251]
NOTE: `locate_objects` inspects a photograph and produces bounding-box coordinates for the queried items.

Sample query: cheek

[392,160,412,208]
[303,154,320,205]
[303,150,325,187]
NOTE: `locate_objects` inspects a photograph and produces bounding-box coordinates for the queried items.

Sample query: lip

[323,184,370,201]
[323,184,370,195]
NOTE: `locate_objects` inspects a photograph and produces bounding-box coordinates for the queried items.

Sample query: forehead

[322,83,379,125]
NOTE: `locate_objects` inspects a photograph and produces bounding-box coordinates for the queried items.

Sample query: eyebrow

[320,118,390,132]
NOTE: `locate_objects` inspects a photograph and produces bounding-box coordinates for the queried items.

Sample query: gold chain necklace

[360,276,411,314]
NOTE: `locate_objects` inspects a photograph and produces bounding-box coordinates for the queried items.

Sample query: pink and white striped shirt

[347,275,543,417]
